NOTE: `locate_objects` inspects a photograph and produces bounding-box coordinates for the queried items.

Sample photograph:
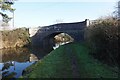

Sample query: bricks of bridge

[29,19,90,47]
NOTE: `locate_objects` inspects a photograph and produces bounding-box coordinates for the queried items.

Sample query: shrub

[0,27,30,49]
[86,17,119,67]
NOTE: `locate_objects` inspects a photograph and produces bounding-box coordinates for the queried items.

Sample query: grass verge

[22,42,118,78]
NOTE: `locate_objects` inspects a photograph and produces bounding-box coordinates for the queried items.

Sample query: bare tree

[0,0,16,23]
[118,1,120,19]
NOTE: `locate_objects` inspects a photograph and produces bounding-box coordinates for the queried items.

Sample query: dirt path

[65,45,80,78]
[23,43,118,78]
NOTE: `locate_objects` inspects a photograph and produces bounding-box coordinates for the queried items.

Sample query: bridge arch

[42,32,74,49]
[30,19,88,47]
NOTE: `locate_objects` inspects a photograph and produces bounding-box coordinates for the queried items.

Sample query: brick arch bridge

[29,19,89,47]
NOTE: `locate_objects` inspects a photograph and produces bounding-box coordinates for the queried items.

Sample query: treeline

[0,28,30,49]
[86,17,119,67]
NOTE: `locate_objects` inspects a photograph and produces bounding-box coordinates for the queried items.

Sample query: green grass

[71,43,118,78]
[22,42,118,78]
[23,45,73,78]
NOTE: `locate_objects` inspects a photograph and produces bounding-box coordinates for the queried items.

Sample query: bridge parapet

[29,19,89,47]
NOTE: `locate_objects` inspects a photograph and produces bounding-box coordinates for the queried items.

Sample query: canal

[0,47,52,78]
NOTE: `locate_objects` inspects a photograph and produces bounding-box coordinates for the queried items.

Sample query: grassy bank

[22,43,118,78]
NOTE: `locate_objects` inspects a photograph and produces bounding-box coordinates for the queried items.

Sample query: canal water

[0,47,53,78]
[0,41,72,78]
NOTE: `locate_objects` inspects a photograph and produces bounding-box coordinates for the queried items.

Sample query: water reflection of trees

[2,62,14,71]
[1,48,30,62]
[3,72,17,78]
[1,48,34,78]
[2,61,17,78]
[1,47,52,78]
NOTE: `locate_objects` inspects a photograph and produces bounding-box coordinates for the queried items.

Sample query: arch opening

[42,32,74,50]
[53,33,74,49]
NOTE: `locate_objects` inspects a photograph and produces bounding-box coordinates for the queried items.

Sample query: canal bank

[22,43,118,78]
[0,46,54,78]
[0,27,75,78]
